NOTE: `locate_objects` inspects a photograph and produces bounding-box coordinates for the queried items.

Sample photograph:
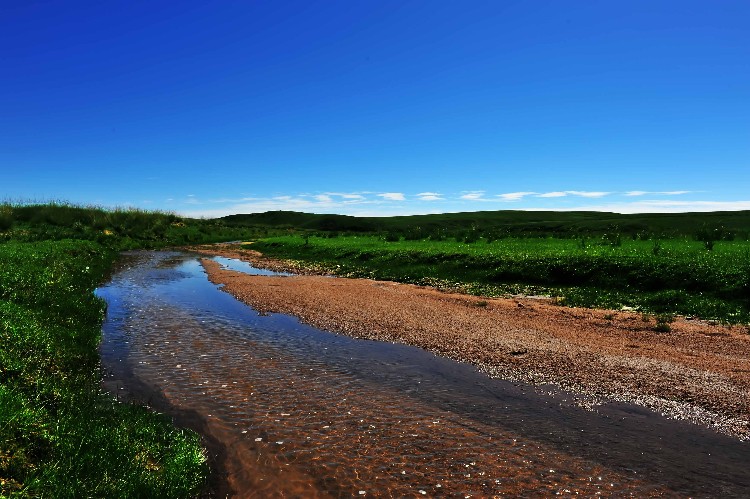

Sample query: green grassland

[0,202,275,247]
[254,235,750,324]
[0,203,271,497]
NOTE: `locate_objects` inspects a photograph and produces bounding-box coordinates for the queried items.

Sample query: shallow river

[97,251,750,497]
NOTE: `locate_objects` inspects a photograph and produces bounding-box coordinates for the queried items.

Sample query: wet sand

[192,244,750,440]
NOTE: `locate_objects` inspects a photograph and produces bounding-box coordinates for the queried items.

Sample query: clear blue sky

[2,1,748,217]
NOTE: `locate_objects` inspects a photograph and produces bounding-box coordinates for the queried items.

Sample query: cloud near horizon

[378,192,406,201]
[459,191,485,200]
[173,188,741,218]
[625,190,692,197]
[497,190,611,201]
[556,199,750,214]
[416,192,443,201]
[498,191,537,201]
[564,191,611,198]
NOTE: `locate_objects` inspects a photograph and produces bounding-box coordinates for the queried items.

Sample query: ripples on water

[97,251,750,497]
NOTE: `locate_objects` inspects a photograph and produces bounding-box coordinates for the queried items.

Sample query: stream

[96,250,750,497]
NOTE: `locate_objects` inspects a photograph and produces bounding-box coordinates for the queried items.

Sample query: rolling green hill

[221,210,750,239]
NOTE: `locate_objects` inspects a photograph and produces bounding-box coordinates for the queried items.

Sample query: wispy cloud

[535,190,610,199]
[460,191,485,200]
[325,192,366,200]
[416,192,443,201]
[378,192,405,201]
[625,190,691,197]
[557,199,750,214]
[498,191,537,201]
[565,191,610,198]
[173,188,737,218]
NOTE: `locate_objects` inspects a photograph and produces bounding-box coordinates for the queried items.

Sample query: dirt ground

[190,244,750,440]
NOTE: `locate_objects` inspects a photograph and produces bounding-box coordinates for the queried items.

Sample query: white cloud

[565,190,610,198]
[378,192,405,201]
[417,192,443,201]
[460,191,485,200]
[498,191,537,201]
[172,188,729,218]
[323,192,366,200]
[549,199,750,214]
[626,190,691,197]
[537,191,567,198]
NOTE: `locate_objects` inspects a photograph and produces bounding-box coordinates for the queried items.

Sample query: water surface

[97,251,750,497]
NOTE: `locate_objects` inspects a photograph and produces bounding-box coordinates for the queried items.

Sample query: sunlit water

[97,251,750,497]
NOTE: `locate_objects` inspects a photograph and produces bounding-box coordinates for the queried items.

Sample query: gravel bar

[191,244,750,440]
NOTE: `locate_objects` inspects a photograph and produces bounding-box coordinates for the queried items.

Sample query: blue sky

[2,1,748,217]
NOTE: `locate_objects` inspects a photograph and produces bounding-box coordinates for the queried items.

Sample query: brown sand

[191,244,750,439]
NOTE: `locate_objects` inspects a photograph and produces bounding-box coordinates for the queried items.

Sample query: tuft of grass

[654,313,676,333]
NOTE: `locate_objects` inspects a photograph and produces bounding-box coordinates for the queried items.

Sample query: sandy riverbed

[190,244,750,440]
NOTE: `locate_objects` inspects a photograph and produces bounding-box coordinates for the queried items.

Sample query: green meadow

[254,234,750,324]
[0,203,270,497]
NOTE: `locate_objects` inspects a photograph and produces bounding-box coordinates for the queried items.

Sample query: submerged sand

[191,244,750,440]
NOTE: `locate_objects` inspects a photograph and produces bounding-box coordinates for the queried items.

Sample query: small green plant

[475,300,489,307]
[0,205,13,231]
[604,313,615,320]
[652,240,662,256]
[695,225,719,251]
[654,313,675,332]
[603,232,622,247]
[463,230,481,244]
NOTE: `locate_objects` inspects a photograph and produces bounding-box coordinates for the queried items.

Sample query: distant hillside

[220,210,750,238]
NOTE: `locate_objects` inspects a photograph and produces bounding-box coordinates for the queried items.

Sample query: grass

[0,201,281,247]
[0,240,207,497]
[0,204,241,497]
[253,235,750,324]
[221,209,750,240]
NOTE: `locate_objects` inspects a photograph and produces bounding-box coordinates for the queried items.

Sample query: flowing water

[97,251,750,497]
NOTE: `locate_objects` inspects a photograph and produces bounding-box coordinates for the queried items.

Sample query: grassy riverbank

[0,202,271,247]
[0,240,207,497]
[0,203,255,496]
[254,235,750,324]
